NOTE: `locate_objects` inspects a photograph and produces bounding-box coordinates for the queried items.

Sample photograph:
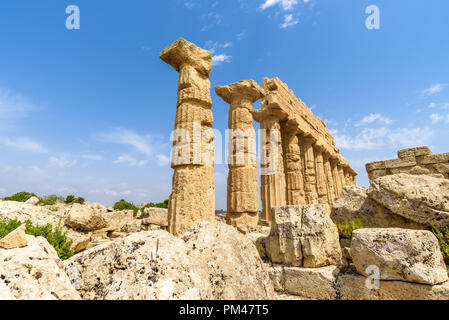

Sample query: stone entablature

[366,146,449,180]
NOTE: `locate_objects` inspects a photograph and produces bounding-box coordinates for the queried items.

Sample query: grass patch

[432,225,449,264]
[141,199,169,210]
[0,219,73,260]
[336,218,364,239]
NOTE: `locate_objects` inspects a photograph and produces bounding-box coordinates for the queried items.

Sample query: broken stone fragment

[0,224,27,249]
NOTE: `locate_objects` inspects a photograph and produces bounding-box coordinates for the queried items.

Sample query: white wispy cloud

[212,54,232,66]
[0,137,47,153]
[156,154,170,166]
[334,127,433,151]
[430,113,449,124]
[355,113,393,127]
[237,29,247,41]
[421,83,448,95]
[113,154,147,167]
[95,128,153,156]
[184,1,200,9]
[260,0,298,11]
[49,155,77,168]
[205,41,232,54]
[280,14,299,28]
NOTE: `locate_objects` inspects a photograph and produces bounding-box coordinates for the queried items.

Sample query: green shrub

[0,219,73,260]
[39,194,65,206]
[142,199,169,210]
[65,195,75,204]
[2,192,37,202]
[336,218,364,239]
[432,225,449,264]
[113,199,139,216]
[64,195,85,205]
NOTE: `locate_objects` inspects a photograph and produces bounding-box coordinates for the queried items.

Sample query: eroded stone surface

[0,235,80,300]
[368,173,449,228]
[351,228,448,285]
[266,205,341,267]
[65,222,274,300]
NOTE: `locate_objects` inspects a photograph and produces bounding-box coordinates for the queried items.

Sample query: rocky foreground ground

[0,172,449,300]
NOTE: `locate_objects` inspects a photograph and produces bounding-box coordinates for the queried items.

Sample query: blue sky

[0,0,448,208]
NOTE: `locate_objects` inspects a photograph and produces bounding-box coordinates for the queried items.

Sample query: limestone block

[283,266,340,300]
[398,146,432,159]
[384,157,417,169]
[266,205,341,268]
[338,273,449,300]
[64,203,106,232]
[25,196,40,206]
[365,161,386,172]
[351,228,448,285]
[143,208,169,227]
[368,173,449,228]
[421,153,449,165]
[0,224,27,249]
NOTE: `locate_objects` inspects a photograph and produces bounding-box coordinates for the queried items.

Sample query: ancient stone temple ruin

[366,146,449,180]
[252,77,357,222]
[161,38,357,232]
[160,38,216,236]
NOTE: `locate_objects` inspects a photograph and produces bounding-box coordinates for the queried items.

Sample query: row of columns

[257,117,357,222]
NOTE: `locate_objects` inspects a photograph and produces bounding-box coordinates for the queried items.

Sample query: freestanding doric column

[300,134,318,204]
[253,111,286,222]
[281,120,306,205]
[160,38,215,236]
[215,80,264,226]
[323,152,336,205]
[314,143,328,205]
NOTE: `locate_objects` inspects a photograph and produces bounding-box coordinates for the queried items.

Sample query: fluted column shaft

[260,117,286,221]
[300,136,318,204]
[281,124,305,205]
[314,145,328,205]
[323,153,336,205]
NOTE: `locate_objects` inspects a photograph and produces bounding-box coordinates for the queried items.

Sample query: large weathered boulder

[0,224,27,249]
[331,186,425,229]
[65,231,203,300]
[64,222,274,300]
[0,235,81,300]
[0,200,64,227]
[182,222,274,299]
[351,228,448,285]
[65,203,106,231]
[266,205,341,268]
[368,174,449,228]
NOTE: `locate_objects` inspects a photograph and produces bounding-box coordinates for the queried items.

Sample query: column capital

[215,79,265,106]
[160,38,212,76]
